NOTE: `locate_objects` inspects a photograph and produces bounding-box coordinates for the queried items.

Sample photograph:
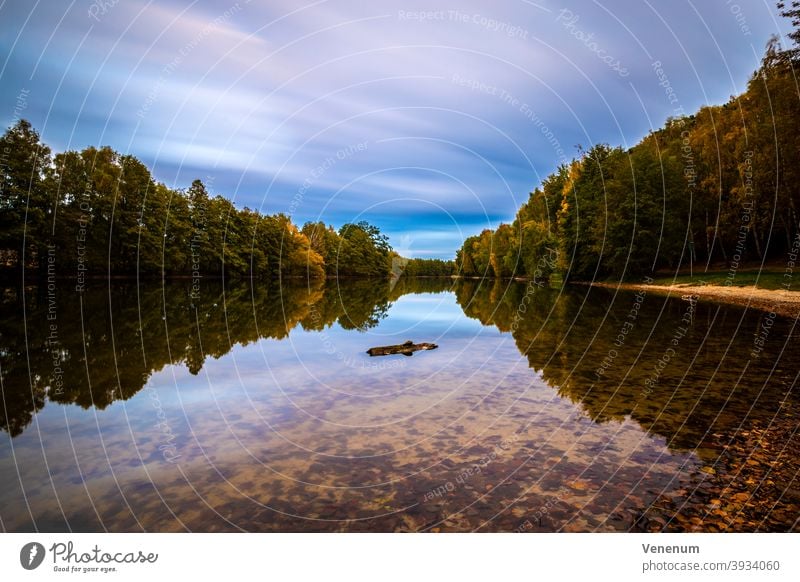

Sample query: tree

[557,145,618,281]
[0,120,51,268]
[336,221,392,277]
[491,223,516,278]
[302,221,343,277]
[777,2,800,59]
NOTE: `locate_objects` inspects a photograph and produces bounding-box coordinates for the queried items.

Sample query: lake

[1,277,798,532]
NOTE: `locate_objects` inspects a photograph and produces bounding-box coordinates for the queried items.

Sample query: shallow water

[0,277,798,532]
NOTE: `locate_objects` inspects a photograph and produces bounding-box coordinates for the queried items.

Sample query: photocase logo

[20,542,46,570]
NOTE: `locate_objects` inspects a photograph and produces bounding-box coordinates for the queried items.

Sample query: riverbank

[588,281,800,319]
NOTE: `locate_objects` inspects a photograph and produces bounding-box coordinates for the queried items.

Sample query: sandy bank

[589,281,800,319]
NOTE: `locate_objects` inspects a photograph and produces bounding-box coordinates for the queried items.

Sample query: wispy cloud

[0,0,786,257]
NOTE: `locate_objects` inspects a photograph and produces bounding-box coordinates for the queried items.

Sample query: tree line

[457,7,800,282]
[399,257,456,277]
[0,123,433,279]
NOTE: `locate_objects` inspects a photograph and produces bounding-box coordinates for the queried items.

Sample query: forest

[457,7,800,282]
[0,119,454,279]
[0,123,453,280]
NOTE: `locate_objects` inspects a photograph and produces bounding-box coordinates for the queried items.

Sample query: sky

[0,0,791,258]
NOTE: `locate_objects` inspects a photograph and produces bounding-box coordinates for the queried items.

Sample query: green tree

[336,221,392,277]
[0,119,52,268]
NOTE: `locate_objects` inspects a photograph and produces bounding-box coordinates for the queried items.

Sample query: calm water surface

[1,278,798,532]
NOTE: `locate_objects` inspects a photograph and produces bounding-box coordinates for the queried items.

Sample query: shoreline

[586,281,800,319]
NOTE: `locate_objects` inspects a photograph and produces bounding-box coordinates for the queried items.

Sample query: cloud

[0,0,786,257]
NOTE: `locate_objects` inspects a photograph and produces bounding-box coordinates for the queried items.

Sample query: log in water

[366,340,438,357]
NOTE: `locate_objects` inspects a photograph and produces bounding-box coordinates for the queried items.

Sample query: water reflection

[0,278,797,532]
[456,278,799,454]
[0,277,451,437]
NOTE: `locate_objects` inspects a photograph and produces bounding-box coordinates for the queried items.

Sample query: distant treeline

[457,15,800,282]
[0,122,453,279]
[400,257,456,277]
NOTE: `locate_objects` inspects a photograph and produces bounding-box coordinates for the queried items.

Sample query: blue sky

[0,0,790,258]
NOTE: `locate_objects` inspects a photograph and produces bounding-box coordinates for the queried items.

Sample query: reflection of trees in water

[0,277,453,437]
[6,275,796,455]
[453,279,800,455]
[299,279,390,332]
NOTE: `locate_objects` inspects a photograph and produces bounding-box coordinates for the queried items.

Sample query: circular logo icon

[20,542,46,570]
